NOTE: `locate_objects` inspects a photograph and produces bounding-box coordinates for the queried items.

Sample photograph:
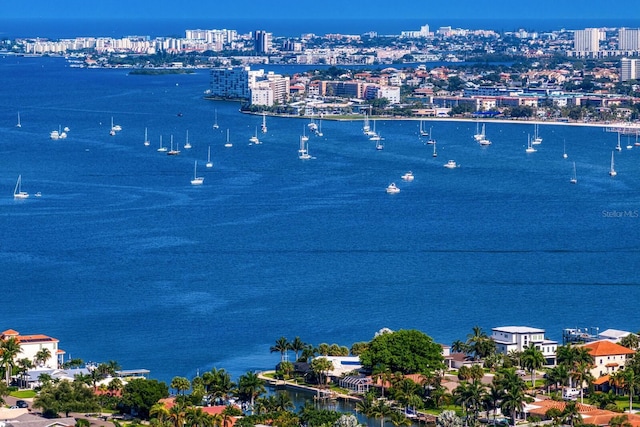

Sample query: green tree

[359,329,444,374]
[620,335,639,351]
[370,399,393,427]
[119,378,169,419]
[270,337,291,363]
[289,337,306,362]
[0,337,21,385]
[310,357,334,387]
[350,342,369,356]
[466,326,495,361]
[561,400,582,427]
[171,376,191,396]
[237,371,266,412]
[390,411,412,427]
[571,360,594,404]
[298,402,343,427]
[33,379,99,418]
[35,348,52,367]
[500,385,528,426]
[521,343,545,388]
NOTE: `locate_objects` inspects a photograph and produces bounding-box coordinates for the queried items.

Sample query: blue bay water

[1,56,640,385]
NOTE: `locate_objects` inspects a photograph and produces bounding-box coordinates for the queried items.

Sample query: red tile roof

[582,340,636,357]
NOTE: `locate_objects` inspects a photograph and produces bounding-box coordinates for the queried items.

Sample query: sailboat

[249,127,260,144]
[298,135,311,160]
[478,124,491,145]
[308,118,318,132]
[419,120,429,137]
[525,135,536,153]
[167,135,180,155]
[213,109,219,129]
[563,140,568,159]
[13,175,29,199]
[157,135,167,152]
[16,112,21,128]
[473,122,484,141]
[635,133,640,147]
[615,132,622,151]
[362,113,371,135]
[532,124,542,145]
[190,161,204,185]
[426,127,436,145]
[224,129,233,147]
[109,117,116,136]
[301,125,309,142]
[144,127,150,146]
[626,134,633,150]
[261,113,267,133]
[570,162,578,184]
[206,145,213,168]
[315,119,323,137]
[184,130,192,149]
[432,141,438,157]
[375,134,384,150]
[609,151,617,176]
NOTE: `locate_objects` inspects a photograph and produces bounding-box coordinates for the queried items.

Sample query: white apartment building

[249,72,289,106]
[491,326,557,366]
[571,28,602,58]
[379,86,401,104]
[619,28,640,51]
[621,58,639,82]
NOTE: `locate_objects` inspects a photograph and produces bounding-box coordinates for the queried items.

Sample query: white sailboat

[157,135,168,152]
[432,141,437,157]
[184,130,192,149]
[249,127,260,144]
[426,127,436,145]
[626,135,633,150]
[13,175,29,199]
[190,161,204,185]
[109,117,116,136]
[298,135,311,160]
[570,162,578,184]
[301,125,309,143]
[167,135,180,155]
[206,145,213,168]
[609,151,617,176]
[144,127,150,146]
[473,122,484,141]
[315,119,323,137]
[363,113,370,135]
[224,129,233,147]
[386,182,400,194]
[615,132,622,151]
[261,113,267,133]
[478,124,491,146]
[419,120,429,137]
[16,112,21,128]
[532,124,542,145]
[525,135,536,153]
[563,140,568,159]
[375,134,384,150]
[308,118,318,132]
[401,171,414,181]
[213,109,219,129]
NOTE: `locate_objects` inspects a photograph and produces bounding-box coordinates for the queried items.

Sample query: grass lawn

[10,390,36,398]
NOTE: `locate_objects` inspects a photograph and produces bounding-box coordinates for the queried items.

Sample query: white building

[570,28,602,58]
[619,28,640,51]
[379,86,401,104]
[316,356,362,376]
[491,326,557,366]
[621,58,639,82]
[1,329,63,369]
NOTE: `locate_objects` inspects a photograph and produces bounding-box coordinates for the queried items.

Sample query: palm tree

[521,343,545,389]
[390,411,412,427]
[289,337,306,362]
[185,407,214,427]
[561,400,582,427]
[15,358,32,388]
[372,367,393,398]
[570,360,594,404]
[169,403,187,427]
[310,356,334,387]
[451,340,470,355]
[270,337,290,363]
[237,371,265,412]
[34,348,52,367]
[317,343,330,356]
[171,376,191,397]
[454,381,486,426]
[150,402,171,424]
[370,398,393,427]
[621,368,640,413]
[0,337,21,385]
[500,385,528,426]
[355,393,376,417]
[483,383,504,424]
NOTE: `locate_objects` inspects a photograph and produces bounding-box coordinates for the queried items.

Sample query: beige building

[580,339,635,379]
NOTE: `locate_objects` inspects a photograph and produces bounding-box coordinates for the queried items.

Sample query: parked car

[16,400,29,408]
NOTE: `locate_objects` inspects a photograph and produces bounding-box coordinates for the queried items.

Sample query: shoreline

[243,111,639,130]
[258,371,362,402]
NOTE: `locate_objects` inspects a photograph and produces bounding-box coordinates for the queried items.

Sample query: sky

[2,0,639,20]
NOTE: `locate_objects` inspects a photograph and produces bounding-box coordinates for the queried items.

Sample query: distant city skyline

[2,0,639,20]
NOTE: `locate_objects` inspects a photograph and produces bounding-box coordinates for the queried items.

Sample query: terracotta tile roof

[582,340,636,357]
[1,329,19,336]
[16,334,58,344]
[593,375,610,385]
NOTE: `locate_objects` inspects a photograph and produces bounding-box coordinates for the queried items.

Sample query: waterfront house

[491,326,557,366]
[1,329,64,369]
[580,339,635,378]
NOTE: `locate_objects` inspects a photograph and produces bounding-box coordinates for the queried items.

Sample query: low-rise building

[1,329,63,369]
[581,339,635,378]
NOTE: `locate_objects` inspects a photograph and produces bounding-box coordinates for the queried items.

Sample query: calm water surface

[1,56,639,384]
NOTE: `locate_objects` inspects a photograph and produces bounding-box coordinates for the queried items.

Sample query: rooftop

[581,339,636,356]
[492,326,545,334]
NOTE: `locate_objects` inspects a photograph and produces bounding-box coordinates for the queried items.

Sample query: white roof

[492,326,545,334]
[599,329,633,340]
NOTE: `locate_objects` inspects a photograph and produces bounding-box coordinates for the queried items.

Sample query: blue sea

[1,55,640,386]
